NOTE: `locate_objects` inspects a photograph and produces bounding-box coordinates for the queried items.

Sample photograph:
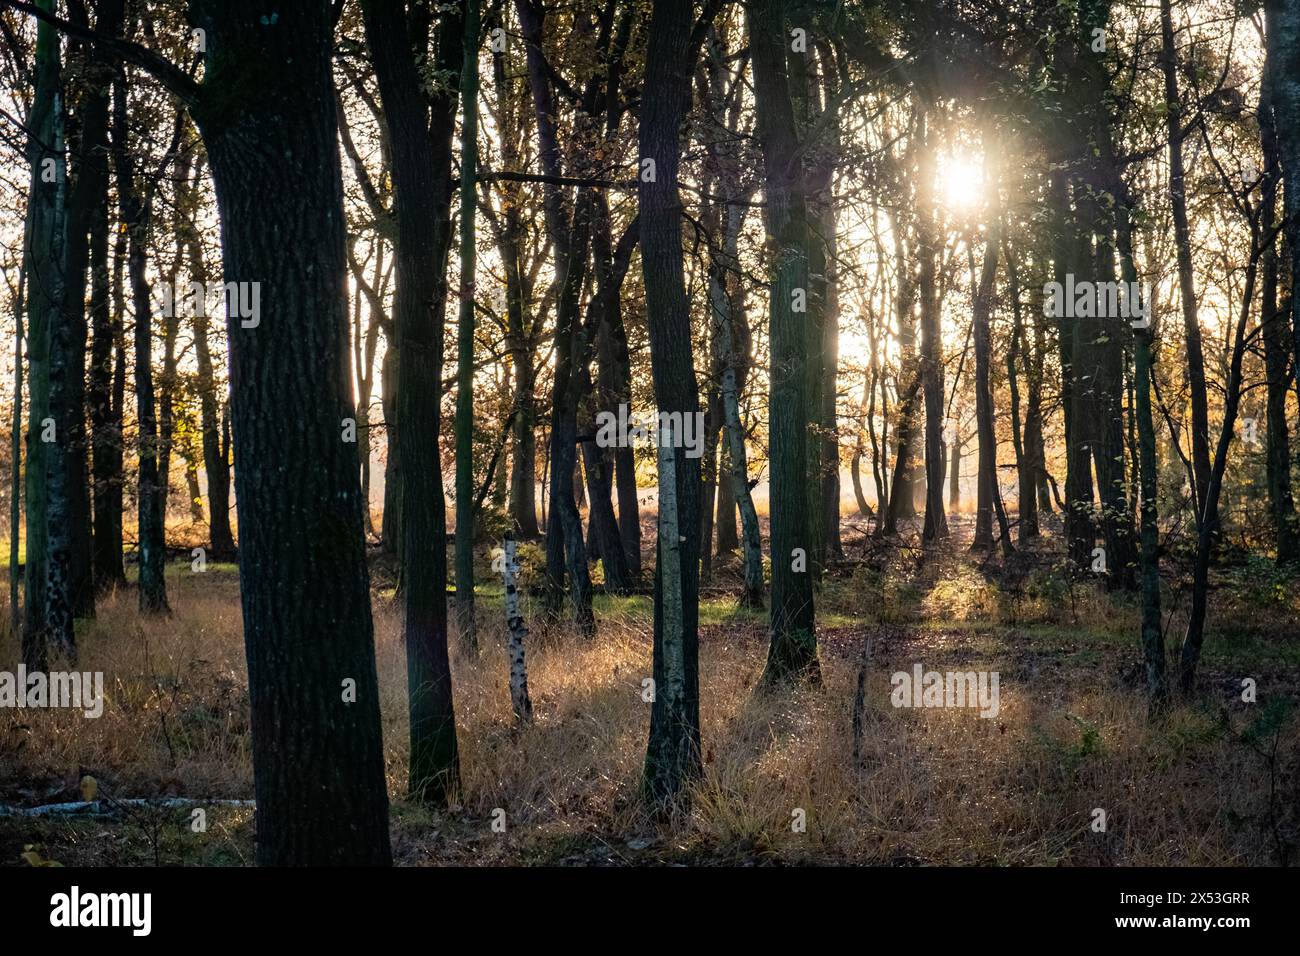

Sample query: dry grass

[1,526,1297,866]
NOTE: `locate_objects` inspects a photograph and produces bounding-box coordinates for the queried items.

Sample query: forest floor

[1,513,1298,866]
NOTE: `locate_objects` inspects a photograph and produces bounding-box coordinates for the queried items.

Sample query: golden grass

[1,543,1296,866]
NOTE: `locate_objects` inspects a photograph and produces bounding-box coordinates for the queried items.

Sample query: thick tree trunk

[55,0,117,621]
[638,0,707,806]
[361,0,462,805]
[34,1,73,658]
[21,0,63,667]
[751,0,818,681]
[88,171,123,587]
[182,0,394,864]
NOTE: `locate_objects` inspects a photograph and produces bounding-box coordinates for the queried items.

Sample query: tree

[638,0,714,804]
[361,0,462,806]
[750,0,819,683]
[454,0,481,653]
[112,66,168,615]
[20,0,65,667]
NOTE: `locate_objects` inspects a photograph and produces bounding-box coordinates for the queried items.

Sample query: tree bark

[639,0,709,805]
[361,0,462,805]
[751,0,818,682]
[21,0,63,667]
[113,76,168,615]
[1259,60,1299,562]
[453,0,481,653]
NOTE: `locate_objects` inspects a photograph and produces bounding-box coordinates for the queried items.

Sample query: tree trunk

[715,445,739,554]
[917,113,947,544]
[1004,234,1039,540]
[1271,0,1300,458]
[1177,232,1260,694]
[717,276,764,609]
[186,0,392,863]
[1116,197,1167,711]
[751,0,818,681]
[453,0,481,654]
[21,0,63,667]
[1160,0,1213,534]
[638,0,709,806]
[35,0,74,658]
[502,535,532,723]
[361,0,462,805]
[1259,63,1299,562]
[971,225,1001,551]
[10,269,24,638]
[113,77,168,615]
[55,0,116,621]
[181,173,236,558]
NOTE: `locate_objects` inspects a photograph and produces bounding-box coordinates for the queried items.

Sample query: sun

[936,150,986,213]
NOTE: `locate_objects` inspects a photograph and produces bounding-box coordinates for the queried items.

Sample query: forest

[0,0,1296,871]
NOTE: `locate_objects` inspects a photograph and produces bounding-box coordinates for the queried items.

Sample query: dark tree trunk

[971,225,1002,552]
[37,6,74,657]
[453,0,482,653]
[1272,0,1300,455]
[188,0,392,863]
[380,343,401,557]
[639,0,708,806]
[113,77,168,615]
[361,0,462,805]
[53,0,116,621]
[1048,171,1095,567]
[1116,197,1167,712]
[88,151,124,588]
[917,114,947,544]
[21,0,63,667]
[90,200,127,591]
[884,207,919,534]
[1004,236,1039,540]
[750,0,818,682]
[1259,66,1300,562]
